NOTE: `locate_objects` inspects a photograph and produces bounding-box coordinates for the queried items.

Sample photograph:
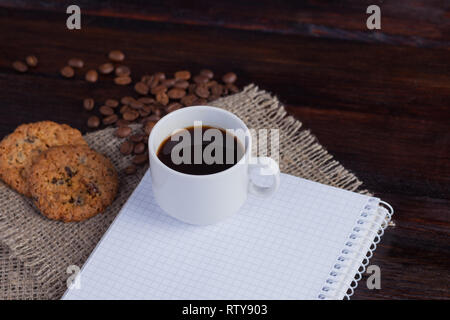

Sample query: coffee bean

[181,94,198,107]
[120,105,132,114]
[132,153,148,165]
[60,66,74,78]
[12,61,28,73]
[147,114,161,122]
[102,114,118,125]
[174,80,189,89]
[25,55,38,67]
[85,69,98,83]
[139,107,151,117]
[156,92,169,105]
[87,116,100,128]
[105,99,119,108]
[121,96,134,105]
[83,98,95,111]
[115,126,132,138]
[151,84,167,95]
[120,141,134,155]
[208,94,220,102]
[134,142,146,155]
[206,80,218,88]
[144,121,156,135]
[166,102,182,113]
[68,58,84,69]
[123,110,139,121]
[99,62,114,74]
[193,75,209,84]
[114,76,132,85]
[116,119,131,127]
[141,74,153,84]
[130,100,144,110]
[115,65,131,77]
[222,72,237,84]
[162,78,176,87]
[125,164,137,175]
[196,98,208,105]
[188,84,196,94]
[138,97,155,104]
[167,88,186,99]
[226,83,239,93]
[108,50,125,62]
[200,69,214,79]
[153,72,166,81]
[134,82,149,95]
[211,84,224,96]
[130,133,145,143]
[99,105,114,116]
[175,70,191,80]
[195,84,210,99]
[149,76,159,88]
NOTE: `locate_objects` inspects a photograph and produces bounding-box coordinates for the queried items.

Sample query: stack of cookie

[0,121,118,222]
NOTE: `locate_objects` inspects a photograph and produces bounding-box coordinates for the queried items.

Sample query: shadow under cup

[148,106,251,225]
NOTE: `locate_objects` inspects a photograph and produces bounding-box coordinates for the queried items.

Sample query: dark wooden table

[0,1,448,300]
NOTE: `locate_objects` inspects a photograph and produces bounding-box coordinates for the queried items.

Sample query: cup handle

[248,157,280,197]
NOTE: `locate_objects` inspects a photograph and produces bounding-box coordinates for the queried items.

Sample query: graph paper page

[63,171,376,300]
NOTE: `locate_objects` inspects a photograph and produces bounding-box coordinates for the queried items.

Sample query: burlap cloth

[0,84,370,299]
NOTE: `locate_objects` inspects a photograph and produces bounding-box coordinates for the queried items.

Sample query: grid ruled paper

[63,171,378,300]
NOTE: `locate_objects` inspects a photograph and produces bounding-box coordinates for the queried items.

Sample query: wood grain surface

[0,1,448,299]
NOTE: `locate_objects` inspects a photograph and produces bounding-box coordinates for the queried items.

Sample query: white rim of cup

[148,105,251,179]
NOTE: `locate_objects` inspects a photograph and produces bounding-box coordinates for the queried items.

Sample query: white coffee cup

[148,106,280,225]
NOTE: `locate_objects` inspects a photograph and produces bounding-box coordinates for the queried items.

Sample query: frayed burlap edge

[0,84,370,300]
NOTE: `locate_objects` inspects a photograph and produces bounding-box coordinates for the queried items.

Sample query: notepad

[63,171,392,300]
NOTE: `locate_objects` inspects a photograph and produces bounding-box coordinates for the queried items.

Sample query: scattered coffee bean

[115,126,132,138]
[116,119,131,127]
[99,62,114,74]
[156,92,169,105]
[134,82,149,95]
[132,154,148,165]
[175,70,191,80]
[68,58,84,69]
[115,65,131,77]
[144,121,156,135]
[195,84,210,98]
[130,100,144,110]
[108,50,125,62]
[138,97,155,104]
[105,99,119,108]
[60,66,74,78]
[151,84,167,95]
[139,106,151,117]
[125,164,137,175]
[25,55,38,67]
[222,72,237,84]
[102,114,118,125]
[85,69,98,83]
[121,96,134,105]
[87,115,100,128]
[120,140,134,155]
[120,105,132,114]
[99,105,114,116]
[174,80,189,89]
[181,94,197,107]
[134,142,146,154]
[114,76,132,85]
[211,84,224,96]
[12,61,28,73]
[123,110,139,121]
[226,83,239,93]
[193,74,209,84]
[130,133,145,143]
[167,88,186,99]
[162,78,176,87]
[166,102,182,113]
[154,72,165,81]
[200,69,214,79]
[83,98,95,111]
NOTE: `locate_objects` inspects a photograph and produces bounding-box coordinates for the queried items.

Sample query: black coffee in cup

[157,125,245,175]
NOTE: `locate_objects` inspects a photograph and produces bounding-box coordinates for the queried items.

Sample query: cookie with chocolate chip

[0,121,87,196]
[29,145,118,222]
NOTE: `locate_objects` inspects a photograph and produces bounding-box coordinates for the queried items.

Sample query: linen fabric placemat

[0,84,369,299]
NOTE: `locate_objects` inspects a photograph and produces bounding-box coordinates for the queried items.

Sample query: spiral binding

[317,199,394,300]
